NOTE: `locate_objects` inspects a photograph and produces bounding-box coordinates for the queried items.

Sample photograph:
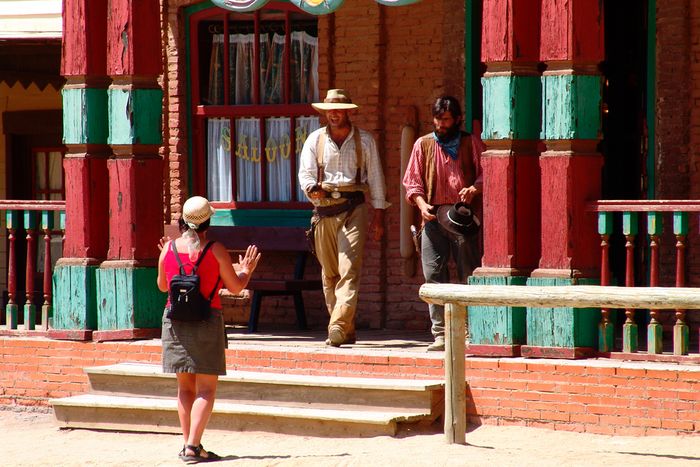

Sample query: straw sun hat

[182,196,215,229]
[311,89,359,112]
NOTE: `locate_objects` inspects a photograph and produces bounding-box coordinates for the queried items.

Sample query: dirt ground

[4,410,700,466]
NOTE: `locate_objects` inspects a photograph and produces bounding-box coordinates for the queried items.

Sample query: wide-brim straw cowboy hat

[311,89,359,111]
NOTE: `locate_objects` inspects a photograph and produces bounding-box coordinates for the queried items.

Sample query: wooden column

[93,0,166,341]
[468,0,541,357]
[523,0,604,359]
[444,302,466,445]
[49,0,110,340]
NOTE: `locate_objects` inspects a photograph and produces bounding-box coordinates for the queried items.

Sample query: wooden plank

[87,363,445,391]
[591,200,700,212]
[420,284,700,310]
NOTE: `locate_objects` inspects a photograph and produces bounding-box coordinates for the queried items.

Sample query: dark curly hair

[431,95,462,119]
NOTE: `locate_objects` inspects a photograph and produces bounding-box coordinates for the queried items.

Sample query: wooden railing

[0,200,65,333]
[592,201,700,356]
[419,284,700,444]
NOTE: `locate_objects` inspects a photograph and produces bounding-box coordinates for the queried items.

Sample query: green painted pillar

[525,0,605,358]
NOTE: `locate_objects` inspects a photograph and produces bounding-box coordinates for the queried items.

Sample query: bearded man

[402,95,484,351]
[298,89,389,347]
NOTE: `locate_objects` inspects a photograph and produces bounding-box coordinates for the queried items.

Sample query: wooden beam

[420,284,700,310]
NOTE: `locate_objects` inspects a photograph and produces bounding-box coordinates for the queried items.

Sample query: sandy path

[4,410,700,466]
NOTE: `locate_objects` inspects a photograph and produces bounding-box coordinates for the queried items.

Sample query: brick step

[51,363,445,437]
[85,363,444,411]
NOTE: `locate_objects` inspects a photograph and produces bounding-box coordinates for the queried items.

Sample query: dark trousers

[421,220,480,338]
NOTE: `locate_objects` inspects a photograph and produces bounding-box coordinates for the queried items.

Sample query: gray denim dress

[161,309,227,375]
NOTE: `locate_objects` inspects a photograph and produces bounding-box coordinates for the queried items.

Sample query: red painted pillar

[521,0,604,358]
[477,0,541,275]
[50,0,110,339]
[92,0,165,340]
[533,0,604,278]
[105,0,163,261]
[60,0,109,260]
[467,0,541,356]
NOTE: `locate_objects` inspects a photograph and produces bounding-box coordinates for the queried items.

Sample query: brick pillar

[523,0,604,358]
[467,0,541,356]
[93,0,166,341]
[49,0,110,340]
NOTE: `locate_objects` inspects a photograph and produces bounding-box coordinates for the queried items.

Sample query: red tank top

[163,241,222,309]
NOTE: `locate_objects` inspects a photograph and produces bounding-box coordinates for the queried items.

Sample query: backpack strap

[170,241,188,275]
[170,240,215,274]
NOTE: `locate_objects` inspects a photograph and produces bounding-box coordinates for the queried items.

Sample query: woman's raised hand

[238,245,261,274]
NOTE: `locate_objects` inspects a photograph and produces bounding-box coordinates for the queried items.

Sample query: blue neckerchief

[433,132,460,160]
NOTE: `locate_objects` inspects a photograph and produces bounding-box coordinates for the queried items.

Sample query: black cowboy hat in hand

[436,202,480,237]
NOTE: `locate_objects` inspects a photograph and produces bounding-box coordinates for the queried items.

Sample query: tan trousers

[313,204,368,339]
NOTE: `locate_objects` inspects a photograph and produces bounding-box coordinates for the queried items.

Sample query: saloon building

[0,0,697,357]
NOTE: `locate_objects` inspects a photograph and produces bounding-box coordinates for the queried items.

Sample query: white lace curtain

[205,30,319,203]
[206,116,319,202]
[208,31,318,105]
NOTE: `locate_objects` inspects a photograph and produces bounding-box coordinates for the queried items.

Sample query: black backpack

[166,241,220,322]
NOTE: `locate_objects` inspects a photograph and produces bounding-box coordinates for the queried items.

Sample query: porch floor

[224,326,437,354]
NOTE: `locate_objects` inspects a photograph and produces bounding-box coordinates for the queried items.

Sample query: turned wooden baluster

[5,211,19,329]
[41,211,54,330]
[647,212,663,354]
[23,211,37,330]
[598,212,614,352]
[673,212,689,355]
[622,212,638,353]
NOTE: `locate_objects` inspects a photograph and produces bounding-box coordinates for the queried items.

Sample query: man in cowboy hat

[402,95,484,351]
[298,89,389,347]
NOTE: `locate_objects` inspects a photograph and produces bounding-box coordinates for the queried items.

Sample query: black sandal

[180,444,222,464]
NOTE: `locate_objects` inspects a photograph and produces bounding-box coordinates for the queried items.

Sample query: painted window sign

[213,0,420,15]
[207,117,319,203]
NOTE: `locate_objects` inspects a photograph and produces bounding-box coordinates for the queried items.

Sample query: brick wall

[2,337,699,435]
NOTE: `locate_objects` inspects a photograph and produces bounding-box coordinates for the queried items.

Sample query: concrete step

[51,363,445,437]
[85,363,444,412]
[51,393,433,437]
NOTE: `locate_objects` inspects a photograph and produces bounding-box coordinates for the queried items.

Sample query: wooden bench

[207,226,322,332]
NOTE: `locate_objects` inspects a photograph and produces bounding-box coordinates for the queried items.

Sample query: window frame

[30,146,65,200]
[188,2,318,210]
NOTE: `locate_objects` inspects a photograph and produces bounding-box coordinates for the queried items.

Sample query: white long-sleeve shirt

[298,126,390,210]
